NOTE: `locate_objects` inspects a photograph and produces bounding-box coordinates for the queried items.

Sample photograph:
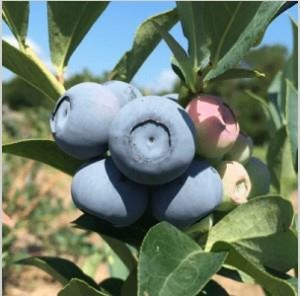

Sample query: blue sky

[2,2,298,92]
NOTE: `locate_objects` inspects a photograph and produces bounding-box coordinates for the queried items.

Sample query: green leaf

[208,68,265,83]
[110,9,178,82]
[2,1,29,49]
[266,127,296,195]
[3,40,64,102]
[268,71,284,128]
[204,2,283,81]
[72,213,149,247]
[245,90,276,133]
[58,279,108,296]
[290,17,298,88]
[99,278,124,296]
[102,235,137,272]
[47,1,109,74]
[233,230,297,273]
[3,139,84,176]
[205,195,293,250]
[199,280,229,296]
[138,222,227,296]
[175,2,209,71]
[153,22,197,92]
[285,80,298,168]
[212,242,297,296]
[17,256,97,288]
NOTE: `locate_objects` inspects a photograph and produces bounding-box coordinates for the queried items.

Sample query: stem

[24,46,65,100]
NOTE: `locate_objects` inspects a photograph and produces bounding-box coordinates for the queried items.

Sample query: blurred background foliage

[2,44,296,295]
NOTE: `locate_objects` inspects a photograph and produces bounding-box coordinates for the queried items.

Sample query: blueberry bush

[3,1,298,295]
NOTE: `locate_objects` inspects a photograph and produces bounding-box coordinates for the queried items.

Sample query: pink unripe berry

[216,161,251,211]
[225,132,253,164]
[186,95,240,158]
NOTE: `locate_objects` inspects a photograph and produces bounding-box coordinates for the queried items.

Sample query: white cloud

[144,68,178,94]
[3,35,42,56]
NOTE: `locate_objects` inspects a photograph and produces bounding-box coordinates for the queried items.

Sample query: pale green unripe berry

[225,132,253,164]
[216,161,252,211]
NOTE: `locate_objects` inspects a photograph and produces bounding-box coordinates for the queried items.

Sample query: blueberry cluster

[50,81,270,228]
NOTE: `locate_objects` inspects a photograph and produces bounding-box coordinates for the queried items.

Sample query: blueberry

[186,95,240,158]
[225,132,253,164]
[103,80,142,106]
[109,96,196,185]
[216,161,251,211]
[151,160,223,228]
[245,157,270,198]
[71,158,149,226]
[163,93,179,102]
[50,82,120,160]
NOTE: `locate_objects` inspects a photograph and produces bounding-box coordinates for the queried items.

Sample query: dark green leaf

[204,2,283,81]
[72,213,150,247]
[266,127,296,195]
[205,195,293,250]
[212,242,297,296]
[17,256,97,288]
[138,222,227,296]
[121,268,137,296]
[198,280,229,296]
[58,278,108,296]
[3,40,64,102]
[176,2,209,70]
[109,9,178,82]
[3,139,84,175]
[3,1,29,48]
[271,1,297,22]
[47,1,109,74]
[99,278,124,296]
[234,230,297,273]
[285,80,298,169]
[102,235,136,272]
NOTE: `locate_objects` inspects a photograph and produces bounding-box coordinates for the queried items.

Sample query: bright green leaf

[205,196,293,250]
[266,127,296,195]
[285,80,298,168]
[138,222,227,296]
[3,139,84,176]
[17,256,97,288]
[3,1,29,49]
[175,2,209,70]
[204,2,283,81]
[212,242,297,296]
[58,278,108,296]
[3,40,64,102]
[47,1,109,74]
[110,9,178,82]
